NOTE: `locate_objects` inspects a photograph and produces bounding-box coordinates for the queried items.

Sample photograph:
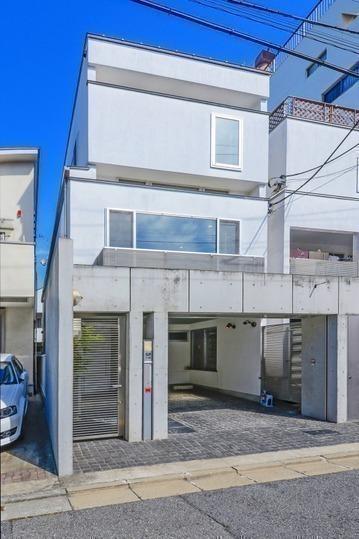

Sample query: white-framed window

[211,113,243,170]
[107,209,240,255]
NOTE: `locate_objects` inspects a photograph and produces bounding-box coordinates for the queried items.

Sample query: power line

[132,0,359,77]
[191,0,359,54]
[270,142,359,182]
[227,0,359,35]
[269,118,359,209]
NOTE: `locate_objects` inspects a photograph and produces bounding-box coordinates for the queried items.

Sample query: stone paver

[69,485,138,510]
[237,464,303,483]
[73,388,359,473]
[1,496,72,522]
[285,459,348,476]
[130,477,201,500]
[189,468,254,490]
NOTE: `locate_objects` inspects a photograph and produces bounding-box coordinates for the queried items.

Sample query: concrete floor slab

[130,478,201,500]
[69,485,139,510]
[238,465,304,483]
[324,455,359,469]
[285,460,347,476]
[1,496,71,522]
[189,468,254,490]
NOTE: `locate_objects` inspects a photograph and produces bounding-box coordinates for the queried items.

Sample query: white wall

[168,317,261,397]
[0,161,35,242]
[268,118,359,272]
[3,307,34,379]
[65,59,89,167]
[44,239,73,476]
[70,179,268,265]
[88,37,270,109]
[88,83,269,192]
[270,0,359,110]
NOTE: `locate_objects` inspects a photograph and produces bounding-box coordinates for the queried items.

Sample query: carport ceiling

[169,317,215,325]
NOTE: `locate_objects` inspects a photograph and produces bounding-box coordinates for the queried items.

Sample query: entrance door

[301,317,327,420]
[348,316,359,420]
[73,316,125,440]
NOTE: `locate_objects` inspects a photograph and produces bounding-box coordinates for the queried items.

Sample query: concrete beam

[73,266,130,312]
[189,271,242,313]
[243,273,292,314]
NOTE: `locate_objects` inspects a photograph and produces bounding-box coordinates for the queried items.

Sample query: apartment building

[269,0,359,111]
[0,148,39,387]
[43,35,358,476]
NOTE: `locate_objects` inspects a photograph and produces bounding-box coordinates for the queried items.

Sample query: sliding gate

[73,316,125,440]
[262,321,302,404]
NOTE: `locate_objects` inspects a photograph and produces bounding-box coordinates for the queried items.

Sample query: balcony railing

[290,258,359,278]
[272,0,336,71]
[97,248,265,273]
[269,96,359,132]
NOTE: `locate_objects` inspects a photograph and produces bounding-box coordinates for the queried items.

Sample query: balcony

[97,248,264,273]
[0,242,35,302]
[290,258,359,278]
[269,96,359,132]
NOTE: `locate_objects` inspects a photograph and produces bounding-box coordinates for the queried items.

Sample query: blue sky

[0,0,317,285]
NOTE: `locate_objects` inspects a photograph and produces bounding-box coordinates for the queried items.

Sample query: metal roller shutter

[73,316,121,440]
[262,321,302,403]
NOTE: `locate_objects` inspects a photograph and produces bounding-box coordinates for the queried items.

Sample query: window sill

[186,368,218,373]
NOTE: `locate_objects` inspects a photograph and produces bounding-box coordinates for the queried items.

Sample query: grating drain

[303,429,341,436]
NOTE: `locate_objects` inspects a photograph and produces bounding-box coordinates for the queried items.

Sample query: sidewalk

[2,443,359,522]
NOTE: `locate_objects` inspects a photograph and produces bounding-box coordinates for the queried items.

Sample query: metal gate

[262,321,302,403]
[73,316,124,440]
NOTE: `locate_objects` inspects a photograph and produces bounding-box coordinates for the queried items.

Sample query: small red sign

[144,386,152,393]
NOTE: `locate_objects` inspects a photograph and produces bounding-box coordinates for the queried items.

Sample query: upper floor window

[306,49,327,78]
[107,210,240,255]
[211,114,243,170]
[323,61,359,103]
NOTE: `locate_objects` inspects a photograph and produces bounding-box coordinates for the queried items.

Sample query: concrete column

[126,311,143,442]
[152,312,168,440]
[353,233,359,262]
[57,239,74,476]
[327,315,348,423]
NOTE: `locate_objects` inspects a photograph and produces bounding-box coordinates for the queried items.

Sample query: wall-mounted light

[225,323,236,330]
[73,289,83,306]
[243,320,257,328]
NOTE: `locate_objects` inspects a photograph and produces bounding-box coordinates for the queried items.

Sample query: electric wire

[132,0,359,77]
[226,0,359,35]
[269,118,359,208]
[191,0,359,54]
[269,142,359,182]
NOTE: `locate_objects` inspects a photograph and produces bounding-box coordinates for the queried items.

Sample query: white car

[0,354,29,447]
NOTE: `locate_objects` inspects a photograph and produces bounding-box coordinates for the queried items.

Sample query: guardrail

[97,248,265,273]
[290,258,359,278]
[269,96,359,132]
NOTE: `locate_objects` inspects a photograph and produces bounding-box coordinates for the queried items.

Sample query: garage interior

[168,314,302,434]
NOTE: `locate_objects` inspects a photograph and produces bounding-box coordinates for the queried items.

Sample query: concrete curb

[1,442,358,522]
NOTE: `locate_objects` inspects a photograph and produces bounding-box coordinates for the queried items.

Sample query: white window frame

[105,208,241,256]
[211,113,243,171]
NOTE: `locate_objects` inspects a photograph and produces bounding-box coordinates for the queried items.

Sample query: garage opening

[73,315,126,441]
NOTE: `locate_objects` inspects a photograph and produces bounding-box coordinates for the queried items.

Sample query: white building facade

[0,148,38,388]
[43,35,359,476]
[269,0,359,111]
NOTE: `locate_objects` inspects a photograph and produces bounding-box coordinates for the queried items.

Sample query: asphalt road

[2,470,359,538]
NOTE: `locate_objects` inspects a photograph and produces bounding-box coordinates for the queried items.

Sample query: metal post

[143,339,153,440]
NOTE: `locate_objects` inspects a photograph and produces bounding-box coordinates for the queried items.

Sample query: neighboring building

[269,0,359,110]
[0,148,39,389]
[43,35,358,476]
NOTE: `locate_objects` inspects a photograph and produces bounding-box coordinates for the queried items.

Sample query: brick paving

[73,388,359,474]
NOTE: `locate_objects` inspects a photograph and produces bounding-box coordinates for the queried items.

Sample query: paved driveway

[73,388,359,473]
[1,395,56,485]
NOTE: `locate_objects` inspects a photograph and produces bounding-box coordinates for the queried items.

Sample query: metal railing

[97,247,265,273]
[290,258,359,277]
[269,96,359,132]
[272,0,336,71]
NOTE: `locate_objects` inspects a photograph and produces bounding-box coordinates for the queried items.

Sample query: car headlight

[0,406,17,419]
